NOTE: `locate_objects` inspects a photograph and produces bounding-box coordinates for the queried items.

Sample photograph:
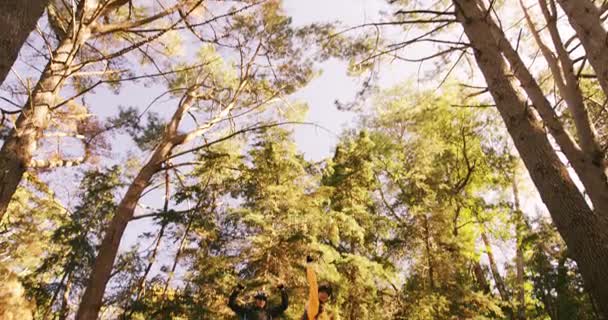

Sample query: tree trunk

[75,142,172,320]
[0,25,91,219]
[523,0,603,163]
[76,83,230,319]
[0,0,49,85]
[483,0,608,219]
[473,261,491,294]
[162,216,194,299]
[58,274,72,320]
[422,215,435,290]
[481,231,509,302]
[453,0,608,317]
[556,0,608,101]
[513,178,526,320]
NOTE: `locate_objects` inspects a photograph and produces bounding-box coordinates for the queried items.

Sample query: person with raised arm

[228,282,288,320]
[303,256,335,320]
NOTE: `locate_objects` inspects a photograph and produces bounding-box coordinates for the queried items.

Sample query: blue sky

[286,0,389,160]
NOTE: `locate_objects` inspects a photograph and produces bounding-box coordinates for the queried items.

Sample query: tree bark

[76,87,235,319]
[0,24,92,220]
[75,142,171,320]
[482,0,608,219]
[422,215,435,290]
[453,0,608,317]
[523,0,603,162]
[513,178,526,320]
[481,231,509,302]
[0,0,49,85]
[473,261,491,294]
[556,0,608,102]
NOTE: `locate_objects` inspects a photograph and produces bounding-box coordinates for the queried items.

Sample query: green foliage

[527,221,600,320]
[0,174,64,320]
[4,2,603,319]
[1,174,67,273]
[23,167,124,317]
[108,107,166,151]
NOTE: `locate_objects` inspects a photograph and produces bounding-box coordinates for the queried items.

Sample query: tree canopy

[0,0,607,319]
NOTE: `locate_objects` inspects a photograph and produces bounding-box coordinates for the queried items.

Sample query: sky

[284,0,428,160]
[286,0,391,160]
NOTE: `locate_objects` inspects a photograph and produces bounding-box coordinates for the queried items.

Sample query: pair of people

[228,256,334,320]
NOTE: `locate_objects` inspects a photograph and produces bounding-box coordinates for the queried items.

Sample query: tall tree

[319,130,397,319]
[368,0,608,314]
[555,0,608,100]
[76,2,315,318]
[0,0,205,219]
[223,128,317,318]
[365,86,509,319]
[450,1,608,314]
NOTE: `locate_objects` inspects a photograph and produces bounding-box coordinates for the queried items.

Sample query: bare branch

[394,9,454,16]
[167,121,316,161]
[75,0,205,68]
[92,2,183,36]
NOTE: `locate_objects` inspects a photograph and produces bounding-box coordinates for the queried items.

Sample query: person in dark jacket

[228,283,288,320]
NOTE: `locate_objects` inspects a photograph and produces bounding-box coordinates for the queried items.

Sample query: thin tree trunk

[0,24,92,219]
[136,169,171,300]
[76,83,237,318]
[453,1,608,317]
[76,92,195,320]
[42,269,71,320]
[162,216,194,299]
[473,261,491,294]
[58,274,72,320]
[77,35,248,316]
[139,227,166,291]
[555,0,608,101]
[481,0,608,219]
[513,178,526,320]
[123,223,167,318]
[422,215,434,290]
[75,142,171,320]
[481,231,509,302]
[0,0,49,85]
[522,0,603,162]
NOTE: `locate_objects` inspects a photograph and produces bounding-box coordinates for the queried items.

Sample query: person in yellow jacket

[302,256,335,320]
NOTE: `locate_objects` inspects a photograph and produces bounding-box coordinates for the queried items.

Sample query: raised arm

[306,257,319,320]
[269,284,289,316]
[228,285,246,315]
